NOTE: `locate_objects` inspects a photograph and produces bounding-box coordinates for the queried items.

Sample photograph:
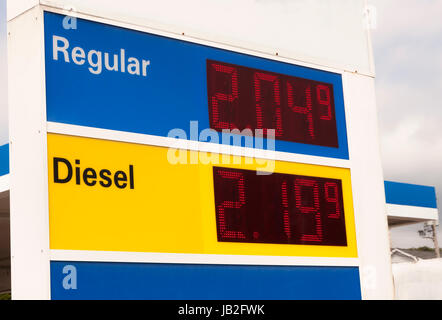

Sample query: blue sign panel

[51,262,361,300]
[385,181,438,209]
[0,144,9,176]
[44,12,349,159]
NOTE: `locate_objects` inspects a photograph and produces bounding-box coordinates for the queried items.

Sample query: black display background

[207,60,339,148]
[213,167,347,247]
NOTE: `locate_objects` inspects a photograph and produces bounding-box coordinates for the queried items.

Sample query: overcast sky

[0,0,6,142]
[369,0,442,248]
[0,1,440,248]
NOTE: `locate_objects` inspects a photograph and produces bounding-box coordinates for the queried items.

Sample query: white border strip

[50,250,359,267]
[387,204,439,222]
[0,175,9,193]
[47,122,352,169]
[40,5,364,78]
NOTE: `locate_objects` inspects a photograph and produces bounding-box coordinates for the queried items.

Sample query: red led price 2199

[213,167,347,247]
[207,60,339,148]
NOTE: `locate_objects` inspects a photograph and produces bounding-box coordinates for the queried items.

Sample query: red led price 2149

[207,60,339,147]
[213,167,347,246]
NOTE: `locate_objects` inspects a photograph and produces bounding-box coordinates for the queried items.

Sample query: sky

[0,1,440,249]
[0,0,6,143]
[369,0,442,248]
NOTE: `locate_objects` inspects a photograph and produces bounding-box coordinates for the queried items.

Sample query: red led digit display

[213,167,347,246]
[207,60,339,147]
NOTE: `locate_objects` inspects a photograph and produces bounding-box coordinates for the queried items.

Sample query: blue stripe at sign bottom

[50,262,362,300]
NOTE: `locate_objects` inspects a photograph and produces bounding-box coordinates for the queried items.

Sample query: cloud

[371,0,442,191]
[370,0,442,45]
[370,0,442,247]
[0,1,7,146]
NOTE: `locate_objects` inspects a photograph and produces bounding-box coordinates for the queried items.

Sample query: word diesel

[53,157,135,189]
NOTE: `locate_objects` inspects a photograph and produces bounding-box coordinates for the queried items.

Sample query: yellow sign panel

[47,133,357,258]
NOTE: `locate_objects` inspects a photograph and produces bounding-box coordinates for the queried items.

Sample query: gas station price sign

[41,8,360,256]
[43,9,358,257]
[40,11,361,300]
